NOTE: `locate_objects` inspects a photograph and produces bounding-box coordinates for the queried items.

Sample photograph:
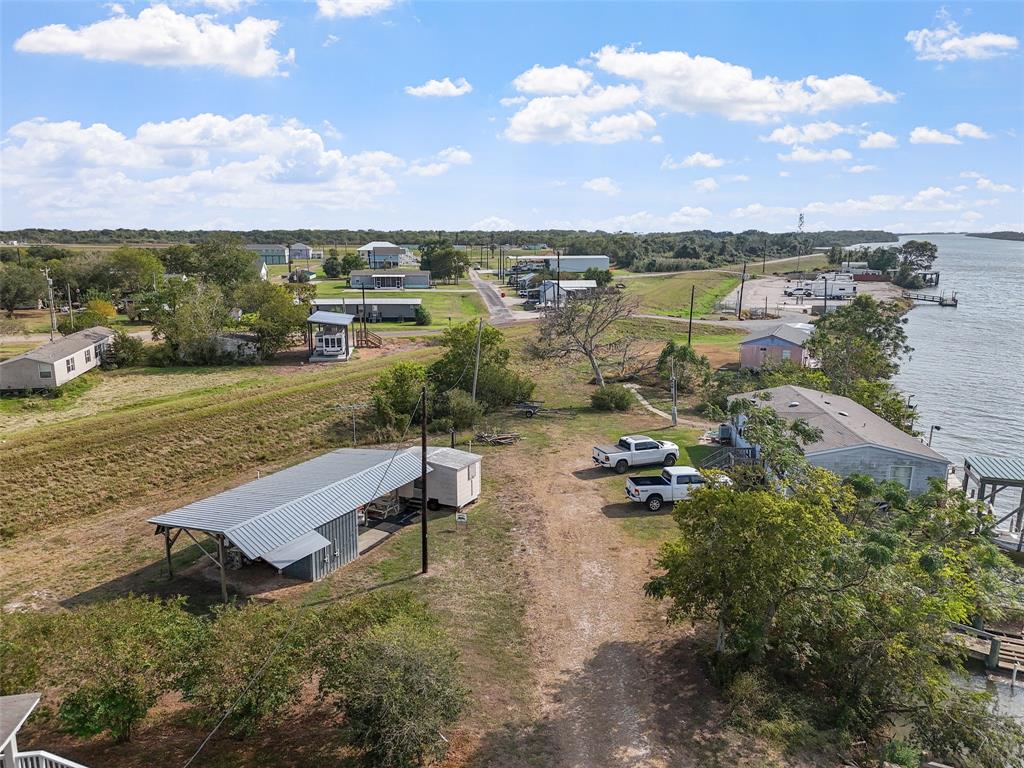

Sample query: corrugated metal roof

[424,446,483,469]
[307,310,355,326]
[261,531,331,569]
[313,297,422,306]
[10,326,115,364]
[728,385,949,463]
[149,448,429,559]
[357,241,401,250]
[965,455,1024,483]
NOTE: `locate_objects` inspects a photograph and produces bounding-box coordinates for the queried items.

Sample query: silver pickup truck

[592,435,679,474]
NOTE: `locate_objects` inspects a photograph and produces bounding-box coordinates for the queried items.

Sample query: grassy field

[624,270,740,318]
[720,252,831,274]
[4,309,151,336]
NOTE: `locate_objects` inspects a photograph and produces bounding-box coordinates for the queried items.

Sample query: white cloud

[105,2,126,13]
[183,0,257,12]
[469,216,516,230]
[666,206,712,227]
[503,85,655,144]
[323,34,341,47]
[693,177,719,192]
[905,18,1019,62]
[405,76,473,98]
[909,126,961,145]
[662,151,727,169]
[512,64,593,95]
[499,96,527,107]
[406,163,450,177]
[14,4,294,77]
[976,177,1016,193]
[805,186,969,217]
[1,113,409,227]
[582,176,621,196]
[722,174,750,183]
[730,203,799,220]
[859,131,898,149]
[845,164,877,173]
[960,170,983,178]
[436,146,472,165]
[954,122,991,139]
[778,171,791,178]
[317,0,398,18]
[778,147,853,163]
[590,45,895,123]
[761,121,847,145]
[649,134,664,144]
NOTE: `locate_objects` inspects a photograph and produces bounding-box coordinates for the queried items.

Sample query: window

[94,344,102,359]
[66,357,76,373]
[638,442,659,451]
[781,349,792,361]
[84,348,92,363]
[38,367,52,379]
[676,475,691,485]
[890,465,914,489]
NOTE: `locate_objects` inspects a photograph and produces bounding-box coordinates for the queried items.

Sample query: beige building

[0,326,115,392]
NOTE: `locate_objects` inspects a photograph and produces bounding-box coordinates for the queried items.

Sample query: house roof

[307,310,355,326]
[357,241,400,251]
[9,326,116,365]
[728,385,949,463]
[291,242,310,249]
[1,692,40,752]
[542,280,598,290]
[149,448,428,560]
[350,270,429,278]
[313,297,422,307]
[964,455,1024,484]
[424,446,483,470]
[546,254,608,261]
[740,323,813,347]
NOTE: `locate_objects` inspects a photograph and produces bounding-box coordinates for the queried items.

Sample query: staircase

[700,446,757,470]
[354,328,383,348]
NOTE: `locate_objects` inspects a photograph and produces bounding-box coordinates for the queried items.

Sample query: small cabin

[307,310,355,362]
[398,447,482,510]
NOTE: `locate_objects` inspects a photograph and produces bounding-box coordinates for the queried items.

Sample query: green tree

[319,618,468,768]
[106,247,165,294]
[413,304,432,326]
[159,243,200,275]
[151,281,230,364]
[428,321,534,408]
[0,265,48,316]
[583,267,613,287]
[341,252,365,276]
[194,242,261,294]
[235,281,308,358]
[107,329,145,367]
[57,308,109,336]
[181,603,313,738]
[322,255,343,278]
[371,361,427,427]
[419,239,470,284]
[805,295,911,391]
[656,340,712,394]
[50,597,200,742]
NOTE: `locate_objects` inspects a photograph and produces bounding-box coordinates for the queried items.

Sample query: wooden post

[217,535,228,604]
[987,636,1002,671]
[164,528,174,578]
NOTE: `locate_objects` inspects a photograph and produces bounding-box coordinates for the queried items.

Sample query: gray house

[244,243,289,265]
[149,448,428,597]
[0,326,115,392]
[728,384,950,495]
[357,241,410,268]
[349,270,431,290]
[312,297,421,322]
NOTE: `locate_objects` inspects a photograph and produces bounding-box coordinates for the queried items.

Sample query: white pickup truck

[626,466,724,511]
[592,435,679,474]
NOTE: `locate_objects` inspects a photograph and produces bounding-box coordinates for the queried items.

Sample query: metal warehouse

[148,448,428,600]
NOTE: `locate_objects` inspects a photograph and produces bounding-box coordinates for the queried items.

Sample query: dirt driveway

[477,420,769,767]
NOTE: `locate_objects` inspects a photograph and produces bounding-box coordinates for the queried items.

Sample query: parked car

[626,466,730,511]
[592,435,679,474]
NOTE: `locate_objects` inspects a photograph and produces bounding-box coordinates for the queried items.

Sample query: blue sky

[1,1,1021,233]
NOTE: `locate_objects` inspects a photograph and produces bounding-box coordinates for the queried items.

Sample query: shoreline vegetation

[965,231,1024,242]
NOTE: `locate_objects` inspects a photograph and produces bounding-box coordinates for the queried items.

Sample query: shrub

[591,384,633,411]
[413,304,432,326]
[882,740,920,768]
[181,602,314,738]
[107,330,145,368]
[0,611,58,693]
[49,597,200,742]
[437,388,483,431]
[322,255,343,278]
[56,309,108,336]
[319,618,467,768]
[371,361,427,428]
[85,298,117,320]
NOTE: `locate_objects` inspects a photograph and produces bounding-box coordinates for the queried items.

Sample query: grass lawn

[624,270,740,318]
[720,252,830,274]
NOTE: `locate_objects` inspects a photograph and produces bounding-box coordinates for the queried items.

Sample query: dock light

[928,425,942,446]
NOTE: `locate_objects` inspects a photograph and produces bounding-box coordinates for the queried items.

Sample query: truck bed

[627,476,669,487]
[593,445,620,456]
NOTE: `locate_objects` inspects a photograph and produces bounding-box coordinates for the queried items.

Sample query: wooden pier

[902,289,958,307]
[950,623,1024,673]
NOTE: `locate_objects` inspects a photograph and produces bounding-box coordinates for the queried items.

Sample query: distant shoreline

[965,231,1024,242]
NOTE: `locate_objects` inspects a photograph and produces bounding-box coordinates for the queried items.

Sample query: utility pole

[669,357,678,426]
[687,284,695,347]
[420,387,429,575]
[555,249,561,310]
[43,268,56,341]
[736,259,747,319]
[66,284,74,329]
[360,284,367,335]
[762,238,768,274]
[797,212,805,273]
[471,317,483,403]
[823,277,828,317]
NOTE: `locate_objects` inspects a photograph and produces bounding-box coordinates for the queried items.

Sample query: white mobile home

[0,326,114,392]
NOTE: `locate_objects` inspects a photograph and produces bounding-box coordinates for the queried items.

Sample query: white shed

[400,447,482,510]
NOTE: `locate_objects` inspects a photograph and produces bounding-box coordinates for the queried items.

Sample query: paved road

[469,269,516,325]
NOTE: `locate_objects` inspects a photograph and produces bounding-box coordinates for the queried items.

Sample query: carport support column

[217,535,229,603]
[164,528,174,578]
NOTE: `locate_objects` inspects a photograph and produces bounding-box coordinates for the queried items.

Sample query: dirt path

[490,429,696,767]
